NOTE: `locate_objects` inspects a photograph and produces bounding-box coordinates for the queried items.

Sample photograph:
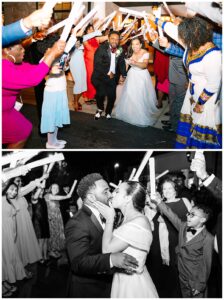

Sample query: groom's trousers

[94,77,117,115]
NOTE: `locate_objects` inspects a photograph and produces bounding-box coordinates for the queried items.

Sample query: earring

[6,53,16,63]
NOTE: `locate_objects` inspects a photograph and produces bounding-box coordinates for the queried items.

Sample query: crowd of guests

[2,165,79,297]
[2,2,222,149]
[2,152,221,297]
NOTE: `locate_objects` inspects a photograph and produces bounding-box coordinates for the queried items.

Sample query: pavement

[21,97,175,149]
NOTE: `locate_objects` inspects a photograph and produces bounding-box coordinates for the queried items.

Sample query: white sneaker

[94,110,103,120]
[57,140,67,145]
[106,114,111,119]
[46,142,65,149]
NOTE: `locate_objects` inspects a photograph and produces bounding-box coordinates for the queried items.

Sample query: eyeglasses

[186,212,201,218]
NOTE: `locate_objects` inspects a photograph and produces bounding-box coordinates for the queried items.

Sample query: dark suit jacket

[65,205,112,298]
[91,42,127,86]
[158,201,214,292]
[206,176,222,264]
[206,176,222,202]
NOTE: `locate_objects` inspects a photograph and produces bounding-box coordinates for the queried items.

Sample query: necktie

[187,227,197,235]
[100,214,106,224]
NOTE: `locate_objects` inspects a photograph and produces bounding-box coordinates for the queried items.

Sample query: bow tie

[100,214,106,224]
[111,47,117,54]
[187,227,197,235]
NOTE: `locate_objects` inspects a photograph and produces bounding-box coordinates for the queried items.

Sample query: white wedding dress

[110,221,159,298]
[115,53,159,127]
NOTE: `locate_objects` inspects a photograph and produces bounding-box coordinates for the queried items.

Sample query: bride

[115,38,159,127]
[93,181,158,298]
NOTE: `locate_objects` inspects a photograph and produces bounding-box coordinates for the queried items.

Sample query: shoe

[162,125,174,132]
[57,140,67,145]
[106,114,112,120]
[46,142,65,149]
[164,112,170,116]
[94,110,103,120]
[161,120,171,125]
[156,104,163,109]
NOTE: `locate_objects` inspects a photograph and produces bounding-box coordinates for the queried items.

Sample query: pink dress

[2,60,50,144]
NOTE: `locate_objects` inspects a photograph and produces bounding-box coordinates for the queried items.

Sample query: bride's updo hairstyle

[127,37,145,58]
[125,181,146,212]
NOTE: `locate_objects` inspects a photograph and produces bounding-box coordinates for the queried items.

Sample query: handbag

[14,96,23,111]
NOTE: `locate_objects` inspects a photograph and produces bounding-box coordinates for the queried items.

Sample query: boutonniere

[115,47,123,58]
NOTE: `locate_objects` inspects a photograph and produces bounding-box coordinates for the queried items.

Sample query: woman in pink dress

[2,39,65,149]
[83,25,108,102]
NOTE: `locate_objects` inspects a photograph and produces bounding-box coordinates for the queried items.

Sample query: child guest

[153,194,214,298]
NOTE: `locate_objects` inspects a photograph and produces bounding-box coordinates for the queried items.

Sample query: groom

[65,173,138,298]
[92,31,127,120]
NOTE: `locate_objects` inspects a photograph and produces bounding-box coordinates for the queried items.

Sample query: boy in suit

[153,194,214,297]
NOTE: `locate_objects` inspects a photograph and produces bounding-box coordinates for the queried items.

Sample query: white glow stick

[138,24,145,32]
[119,7,144,18]
[128,32,143,40]
[118,180,122,186]
[149,158,156,199]
[2,153,64,182]
[118,16,121,27]
[74,6,98,33]
[121,18,137,36]
[112,21,115,30]
[2,151,40,166]
[47,162,55,174]
[60,1,83,42]
[133,151,153,181]
[102,11,117,31]
[129,168,136,180]
[156,170,169,180]
[143,12,154,35]
[153,6,164,37]
[42,0,58,12]
[46,18,68,35]
[120,13,130,28]
[109,182,118,189]
[162,1,175,18]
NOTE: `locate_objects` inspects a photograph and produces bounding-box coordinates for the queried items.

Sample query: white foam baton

[162,1,175,18]
[42,0,58,12]
[46,18,69,35]
[60,1,83,42]
[102,11,117,31]
[109,182,118,189]
[128,168,136,180]
[121,17,137,36]
[132,151,153,181]
[2,153,65,182]
[129,33,143,40]
[2,151,40,167]
[156,170,169,180]
[120,13,130,28]
[153,6,164,37]
[119,7,144,19]
[149,157,156,199]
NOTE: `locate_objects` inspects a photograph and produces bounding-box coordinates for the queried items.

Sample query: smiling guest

[2,39,65,149]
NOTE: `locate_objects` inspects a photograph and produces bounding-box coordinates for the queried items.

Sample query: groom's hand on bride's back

[111,253,138,273]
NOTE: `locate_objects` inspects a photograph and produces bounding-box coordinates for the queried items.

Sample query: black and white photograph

[1,150,222,297]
